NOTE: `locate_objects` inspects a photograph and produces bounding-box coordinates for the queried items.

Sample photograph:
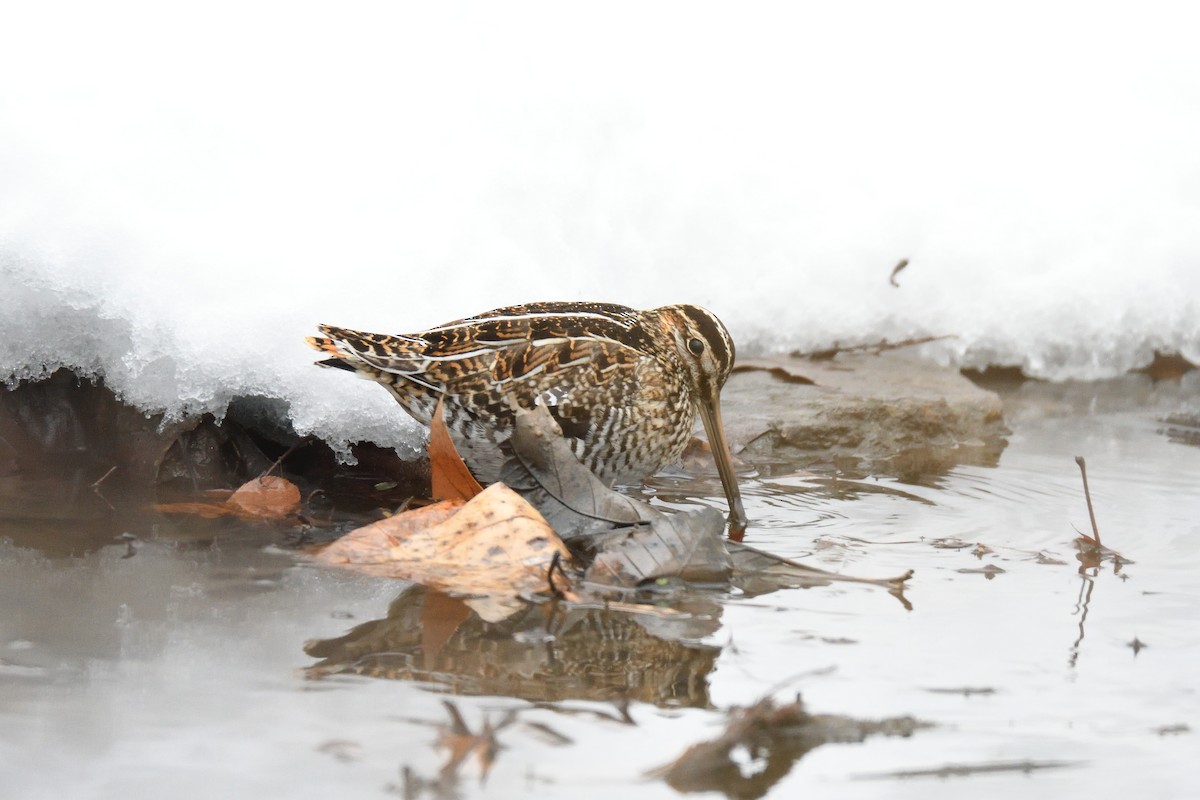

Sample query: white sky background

[1,2,1198,451]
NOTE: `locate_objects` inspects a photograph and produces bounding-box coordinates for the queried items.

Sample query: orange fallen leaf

[430,397,484,502]
[317,499,464,563]
[315,483,575,622]
[227,475,301,518]
[154,475,302,521]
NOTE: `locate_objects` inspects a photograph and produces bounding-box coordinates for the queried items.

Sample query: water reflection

[1067,539,1132,669]
[305,586,724,708]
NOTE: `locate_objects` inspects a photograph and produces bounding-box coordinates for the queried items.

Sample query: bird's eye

[687,338,705,356]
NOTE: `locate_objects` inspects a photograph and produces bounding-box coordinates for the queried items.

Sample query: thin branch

[260,437,312,478]
[1074,456,1102,546]
[792,334,955,361]
[90,465,118,488]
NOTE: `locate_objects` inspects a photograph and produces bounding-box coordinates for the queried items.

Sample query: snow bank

[2,2,1197,454]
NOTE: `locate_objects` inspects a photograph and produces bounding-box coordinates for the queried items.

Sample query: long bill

[697,388,748,535]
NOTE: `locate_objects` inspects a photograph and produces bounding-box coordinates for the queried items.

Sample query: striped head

[646,304,745,532]
[647,304,737,400]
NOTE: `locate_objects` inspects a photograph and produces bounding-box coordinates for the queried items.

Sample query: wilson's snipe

[307,302,746,530]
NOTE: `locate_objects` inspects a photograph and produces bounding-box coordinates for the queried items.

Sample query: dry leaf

[317,499,463,564]
[431,396,484,502]
[315,483,574,622]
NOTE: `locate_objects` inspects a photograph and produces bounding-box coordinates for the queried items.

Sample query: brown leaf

[154,475,302,520]
[226,475,301,518]
[315,484,574,622]
[431,396,484,502]
[317,500,463,564]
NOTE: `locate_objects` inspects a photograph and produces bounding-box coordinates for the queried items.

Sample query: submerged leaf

[152,501,234,519]
[226,475,301,518]
[154,475,301,520]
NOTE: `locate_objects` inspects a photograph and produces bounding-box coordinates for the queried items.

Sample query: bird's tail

[306,324,428,377]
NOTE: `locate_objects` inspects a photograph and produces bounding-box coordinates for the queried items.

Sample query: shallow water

[2,377,1198,799]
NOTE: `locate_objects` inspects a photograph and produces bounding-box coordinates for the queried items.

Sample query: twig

[889,258,909,287]
[90,465,118,488]
[791,334,955,361]
[89,465,118,510]
[1074,456,1102,546]
[546,551,567,599]
[260,437,312,478]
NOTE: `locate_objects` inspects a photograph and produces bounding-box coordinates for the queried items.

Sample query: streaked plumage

[307,301,746,529]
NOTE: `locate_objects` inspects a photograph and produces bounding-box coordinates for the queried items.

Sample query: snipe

[307,301,746,530]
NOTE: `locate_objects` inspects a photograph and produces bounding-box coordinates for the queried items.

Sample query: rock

[719,352,1009,475]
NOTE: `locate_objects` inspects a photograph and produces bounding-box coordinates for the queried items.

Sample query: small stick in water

[1074,456,1102,546]
[90,465,117,488]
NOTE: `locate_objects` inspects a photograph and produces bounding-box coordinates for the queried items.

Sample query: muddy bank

[723,351,1009,477]
[2,354,1010,496]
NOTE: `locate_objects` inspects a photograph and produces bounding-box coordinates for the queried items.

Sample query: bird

[306,301,746,530]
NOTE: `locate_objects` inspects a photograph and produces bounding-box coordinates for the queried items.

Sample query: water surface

[2,377,1197,799]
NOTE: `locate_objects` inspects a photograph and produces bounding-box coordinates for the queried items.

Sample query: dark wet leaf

[585,512,729,586]
[501,404,730,585]
[728,541,913,609]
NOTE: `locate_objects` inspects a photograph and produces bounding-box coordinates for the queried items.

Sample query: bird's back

[307,302,690,484]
